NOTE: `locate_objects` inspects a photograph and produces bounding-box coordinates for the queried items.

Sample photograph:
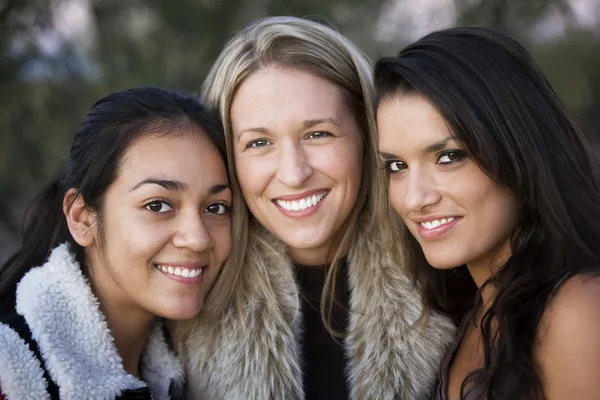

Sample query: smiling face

[377,95,517,274]
[230,66,363,265]
[86,130,231,321]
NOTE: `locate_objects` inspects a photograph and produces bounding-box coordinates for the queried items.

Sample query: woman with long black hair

[375,27,600,399]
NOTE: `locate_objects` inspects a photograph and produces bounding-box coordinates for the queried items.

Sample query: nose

[172,211,212,252]
[275,142,313,187]
[402,168,441,212]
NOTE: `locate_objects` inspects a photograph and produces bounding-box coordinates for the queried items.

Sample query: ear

[63,188,98,247]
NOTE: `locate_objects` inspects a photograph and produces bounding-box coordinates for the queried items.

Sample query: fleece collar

[0,244,184,400]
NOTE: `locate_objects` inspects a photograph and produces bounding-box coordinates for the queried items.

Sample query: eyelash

[382,160,405,174]
[382,150,467,175]
[437,150,466,165]
[245,131,333,149]
[246,139,271,149]
[144,200,173,214]
[205,203,231,215]
[144,200,232,215]
[307,131,332,139]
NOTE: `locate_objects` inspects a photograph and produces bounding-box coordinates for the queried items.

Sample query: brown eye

[205,203,231,215]
[437,150,466,165]
[385,160,406,174]
[145,200,173,213]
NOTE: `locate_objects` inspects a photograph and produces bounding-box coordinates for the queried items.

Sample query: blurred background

[1,0,599,262]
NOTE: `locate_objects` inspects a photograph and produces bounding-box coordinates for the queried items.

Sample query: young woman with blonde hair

[174,16,455,399]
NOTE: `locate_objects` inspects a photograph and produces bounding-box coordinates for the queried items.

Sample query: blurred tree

[456,0,571,35]
[1,0,599,261]
[0,0,387,260]
[455,0,600,142]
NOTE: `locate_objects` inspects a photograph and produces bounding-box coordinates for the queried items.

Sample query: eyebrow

[303,118,340,128]
[130,179,230,195]
[236,127,269,143]
[423,136,454,153]
[131,179,188,192]
[378,136,456,160]
[236,118,340,143]
[378,152,398,160]
[209,183,231,194]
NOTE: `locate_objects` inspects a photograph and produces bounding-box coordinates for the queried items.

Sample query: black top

[295,260,350,400]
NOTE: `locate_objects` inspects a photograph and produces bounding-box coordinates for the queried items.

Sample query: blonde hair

[178,16,403,338]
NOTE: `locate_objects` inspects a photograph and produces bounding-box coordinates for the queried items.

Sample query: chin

[156,302,204,321]
[424,255,463,270]
[287,239,325,250]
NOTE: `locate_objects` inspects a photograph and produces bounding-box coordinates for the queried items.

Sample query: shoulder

[540,273,600,333]
[0,321,49,400]
[537,273,600,400]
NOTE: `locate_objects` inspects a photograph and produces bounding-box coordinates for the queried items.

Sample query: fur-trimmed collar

[177,225,456,400]
[0,244,184,400]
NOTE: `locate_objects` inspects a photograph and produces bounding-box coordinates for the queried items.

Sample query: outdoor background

[1,0,599,262]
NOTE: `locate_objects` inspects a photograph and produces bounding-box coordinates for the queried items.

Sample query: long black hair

[0,87,226,314]
[374,27,600,399]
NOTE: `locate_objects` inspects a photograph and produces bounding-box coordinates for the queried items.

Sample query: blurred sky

[34,0,600,61]
[376,0,600,43]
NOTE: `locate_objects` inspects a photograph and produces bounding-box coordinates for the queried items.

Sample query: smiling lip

[272,189,329,219]
[414,216,461,240]
[154,262,207,285]
[274,189,329,201]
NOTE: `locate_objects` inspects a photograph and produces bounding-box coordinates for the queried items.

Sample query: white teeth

[276,192,327,212]
[155,264,204,279]
[420,217,455,230]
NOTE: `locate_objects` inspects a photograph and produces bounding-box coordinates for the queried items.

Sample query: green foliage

[1,0,599,260]
[0,0,386,247]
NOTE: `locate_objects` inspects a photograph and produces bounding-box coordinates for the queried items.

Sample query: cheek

[234,154,274,197]
[388,180,421,237]
[213,222,232,261]
[484,190,518,234]
[126,229,169,256]
[311,137,363,183]
[388,179,407,216]
[102,209,170,261]
[454,170,518,234]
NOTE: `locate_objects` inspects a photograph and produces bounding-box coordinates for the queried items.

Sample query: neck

[87,256,154,377]
[288,234,351,266]
[466,243,512,314]
[289,247,330,266]
[467,264,495,311]
[100,302,153,377]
